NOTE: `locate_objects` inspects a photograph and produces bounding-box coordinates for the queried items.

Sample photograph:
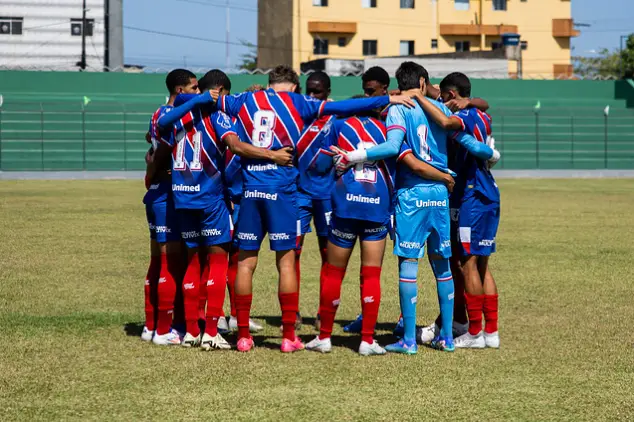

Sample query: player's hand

[488,149,501,169]
[445,98,471,112]
[270,146,294,167]
[330,145,354,175]
[145,148,154,165]
[443,173,455,193]
[486,135,496,149]
[209,89,221,102]
[389,94,416,108]
[145,132,152,144]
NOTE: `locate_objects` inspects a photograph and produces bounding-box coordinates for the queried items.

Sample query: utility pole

[80,0,87,70]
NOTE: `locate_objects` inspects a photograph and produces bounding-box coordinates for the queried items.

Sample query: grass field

[1,179,633,421]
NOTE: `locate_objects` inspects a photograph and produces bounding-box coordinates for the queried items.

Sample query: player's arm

[453,131,500,164]
[223,134,293,166]
[445,97,490,112]
[413,92,464,131]
[157,92,214,129]
[398,147,455,192]
[320,94,415,118]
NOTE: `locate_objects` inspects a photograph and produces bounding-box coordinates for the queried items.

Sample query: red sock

[279,292,299,341]
[483,294,499,334]
[295,249,301,292]
[360,266,381,344]
[227,251,239,317]
[465,292,485,335]
[318,263,346,340]
[172,252,186,327]
[182,253,201,336]
[198,251,209,321]
[144,255,161,331]
[205,253,229,336]
[235,293,252,339]
[156,252,178,335]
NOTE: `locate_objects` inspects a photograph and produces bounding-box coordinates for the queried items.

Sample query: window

[0,17,23,35]
[362,0,377,7]
[70,18,94,36]
[454,0,469,10]
[455,40,470,52]
[313,38,329,55]
[313,0,328,6]
[493,0,507,10]
[491,41,502,50]
[400,40,415,56]
[400,0,415,8]
[363,40,377,56]
[338,37,347,47]
[521,40,528,50]
[431,39,438,49]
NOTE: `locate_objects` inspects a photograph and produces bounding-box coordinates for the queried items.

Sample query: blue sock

[398,258,419,344]
[431,258,455,339]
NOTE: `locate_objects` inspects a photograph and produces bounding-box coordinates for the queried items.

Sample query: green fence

[0,71,633,171]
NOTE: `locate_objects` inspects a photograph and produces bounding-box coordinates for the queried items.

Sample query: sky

[123,0,634,71]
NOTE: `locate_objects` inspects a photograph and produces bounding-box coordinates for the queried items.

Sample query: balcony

[440,24,518,36]
[552,19,580,37]
[307,21,357,34]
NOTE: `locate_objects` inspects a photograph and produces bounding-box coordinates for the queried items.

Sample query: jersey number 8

[173,131,203,171]
[252,110,276,148]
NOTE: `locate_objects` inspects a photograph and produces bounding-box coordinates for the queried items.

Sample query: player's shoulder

[212,110,234,130]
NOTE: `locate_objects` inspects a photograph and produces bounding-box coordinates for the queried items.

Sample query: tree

[238,39,257,71]
[620,34,634,79]
[573,33,634,79]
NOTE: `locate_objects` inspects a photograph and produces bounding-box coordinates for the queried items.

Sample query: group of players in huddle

[141,61,501,355]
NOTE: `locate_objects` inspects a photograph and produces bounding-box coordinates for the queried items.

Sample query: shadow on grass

[124,322,144,337]
[255,314,398,332]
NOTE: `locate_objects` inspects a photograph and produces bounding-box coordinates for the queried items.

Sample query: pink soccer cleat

[236,337,254,352]
[281,336,305,353]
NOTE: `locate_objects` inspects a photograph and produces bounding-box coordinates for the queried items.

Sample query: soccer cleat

[392,316,405,338]
[417,323,438,344]
[314,313,321,331]
[236,337,254,352]
[484,331,500,349]
[358,341,386,356]
[281,336,305,353]
[385,339,418,355]
[430,335,455,352]
[305,336,332,353]
[342,314,363,333]
[454,331,486,349]
[452,321,469,338]
[181,332,201,348]
[152,330,181,346]
[201,333,231,351]
[217,316,230,335]
[141,326,154,342]
[229,316,263,333]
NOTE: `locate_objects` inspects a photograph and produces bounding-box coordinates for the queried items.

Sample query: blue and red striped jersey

[296,115,336,199]
[451,108,499,202]
[320,116,396,224]
[143,105,173,205]
[224,148,242,202]
[162,109,237,209]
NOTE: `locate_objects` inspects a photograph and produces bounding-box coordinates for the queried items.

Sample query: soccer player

[142,69,198,346]
[414,72,501,348]
[193,65,415,352]
[362,66,390,97]
[296,71,335,330]
[305,103,395,356]
[332,62,500,354]
[150,69,293,350]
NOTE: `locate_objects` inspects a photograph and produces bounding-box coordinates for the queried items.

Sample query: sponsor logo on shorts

[244,190,278,200]
[399,241,422,249]
[155,226,171,234]
[269,233,290,241]
[332,229,356,240]
[441,240,451,249]
[247,164,278,172]
[201,228,222,237]
[346,193,380,204]
[149,183,160,190]
[181,230,200,239]
[364,226,386,234]
[416,199,447,208]
[237,232,258,241]
[173,184,201,192]
[479,239,495,247]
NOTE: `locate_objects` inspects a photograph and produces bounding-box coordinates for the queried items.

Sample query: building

[258,0,578,79]
[0,0,123,71]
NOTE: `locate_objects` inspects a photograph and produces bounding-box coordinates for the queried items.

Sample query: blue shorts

[235,188,299,251]
[329,215,389,249]
[178,199,233,249]
[393,184,452,259]
[451,193,500,257]
[298,191,332,237]
[145,199,180,243]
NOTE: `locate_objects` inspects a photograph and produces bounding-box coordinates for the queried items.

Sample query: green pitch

[0,180,632,421]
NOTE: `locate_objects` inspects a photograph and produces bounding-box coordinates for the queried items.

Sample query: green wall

[0,71,632,171]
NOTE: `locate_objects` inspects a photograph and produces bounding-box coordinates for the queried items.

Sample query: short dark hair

[439,72,471,98]
[165,69,196,95]
[306,71,331,89]
[268,65,300,86]
[362,66,390,87]
[395,61,429,91]
[198,69,232,92]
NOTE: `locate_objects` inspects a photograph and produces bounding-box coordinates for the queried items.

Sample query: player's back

[169,107,233,209]
[296,115,336,199]
[144,105,173,205]
[332,116,395,223]
[451,108,499,203]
